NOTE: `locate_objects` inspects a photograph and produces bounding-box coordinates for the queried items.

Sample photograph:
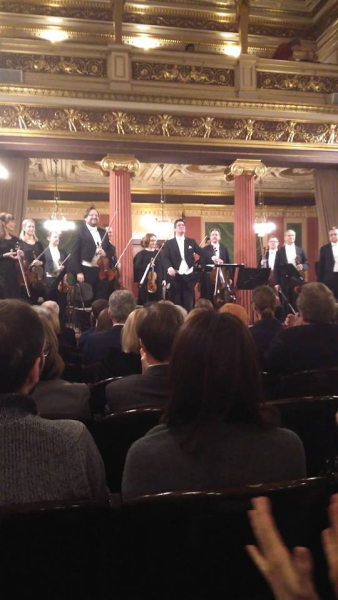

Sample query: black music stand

[236,266,271,290]
[277,263,304,288]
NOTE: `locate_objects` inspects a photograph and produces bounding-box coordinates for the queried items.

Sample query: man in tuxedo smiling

[163,218,200,312]
[71,206,116,300]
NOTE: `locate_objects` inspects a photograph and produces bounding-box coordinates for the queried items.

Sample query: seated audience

[106,303,184,413]
[31,316,91,420]
[98,307,144,379]
[194,298,214,310]
[220,302,249,326]
[265,282,338,374]
[0,300,107,505]
[83,289,136,365]
[78,298,109,347]
[42,299,76,351]
[122,311,305,499]
[250,286,283,367]
[121,307,145,354]
[96,308,112,332]
[272,38,300,60]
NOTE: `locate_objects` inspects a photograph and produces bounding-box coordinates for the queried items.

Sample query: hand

[32,259,43,266]
[17,249,24,258]
[274,285,281,292]
[212,256,222,264]
[322,493,338,597]
[3,251,17,259]
[283,313,303,328]
[168,267,176,277]
[162,280,167,287]
[246,497,320,600]
[97,248,106,257]
[77,273,85,283]
[296,264,303,271]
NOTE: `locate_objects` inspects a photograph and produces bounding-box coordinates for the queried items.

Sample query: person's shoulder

[107,373,143,393]
[39,416,86,443]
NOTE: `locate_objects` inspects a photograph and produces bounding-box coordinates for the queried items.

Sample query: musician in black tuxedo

[200,228,231,301]
[71,206,116,300]
[162,218,201,312]
[44,231,68,327]
[318,227,338,300]
[274,229,308,312]
[258,236,279,271]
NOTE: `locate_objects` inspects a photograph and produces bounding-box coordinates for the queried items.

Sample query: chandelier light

[0,164,9,179]
[154,164,173,239]
[254,178,276,238]
[44,159,75,233]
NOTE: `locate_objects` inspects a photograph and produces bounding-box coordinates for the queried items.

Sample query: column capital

[224,159,266,181]
[101,154,140,173]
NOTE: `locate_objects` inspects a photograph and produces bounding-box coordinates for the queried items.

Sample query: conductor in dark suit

[274,229,308,312]
[106,302,183,414]
[71,206,116,300]
[201,228,231,301]
[162,218,201,312]
[318,227,338,300]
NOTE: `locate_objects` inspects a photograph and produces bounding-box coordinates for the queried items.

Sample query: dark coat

[274,245,309,287]
[83,324,123,365]
[318,243,335,283]
[71,225,115,275]
[106,363,169,414]
[250,318,283,368]
[162,237,201,272]
[201,243,231,268]
[44,247,67,277]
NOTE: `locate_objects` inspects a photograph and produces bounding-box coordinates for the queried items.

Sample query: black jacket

[318,243,336,283]
[201,243,231,268]
[274,245,309,286]
[44,247,67,277]
[106,364,169,414]
[71,225,115,275]
[162,237,201,272]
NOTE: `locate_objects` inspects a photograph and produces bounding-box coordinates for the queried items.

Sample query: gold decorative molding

[101,154,140,173]
[132,62,234,86]
[224,159,267,181]
[0,53,107,77]
[1,104,338,148]
[123,12,237,33]
[257,72,338,94]
[0,1,112,21]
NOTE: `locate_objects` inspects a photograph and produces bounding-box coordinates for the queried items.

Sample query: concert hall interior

[2,1,338,598]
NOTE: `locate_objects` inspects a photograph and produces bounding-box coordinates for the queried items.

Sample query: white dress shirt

[212,243,220,259]
[332,243,338,272]
[285,243,297,266]
[268,249,277,270]
[81,224,102,267]
[176,236,193,275]
[47,245,60,277]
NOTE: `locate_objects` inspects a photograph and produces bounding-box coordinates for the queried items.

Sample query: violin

[58,273,72,294]
[210,265,236,308]
[13,242,31,298]
[146,259,157,294]
[29,251,46,290]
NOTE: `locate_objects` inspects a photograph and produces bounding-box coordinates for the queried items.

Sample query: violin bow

[199,235,207,247]
[97,210,118,249]
[15,242,31,298]
[27,245,49,269]
[115,232,136,269]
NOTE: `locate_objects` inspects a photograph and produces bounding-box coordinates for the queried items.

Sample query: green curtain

[205,222,262,264]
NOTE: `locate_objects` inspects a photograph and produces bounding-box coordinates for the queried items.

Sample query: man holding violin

[71,206,116,300]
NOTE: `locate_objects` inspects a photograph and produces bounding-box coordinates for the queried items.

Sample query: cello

[210,265,236,309]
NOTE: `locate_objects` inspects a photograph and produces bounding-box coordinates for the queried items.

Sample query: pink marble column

[234,174,256,320]
[101,155,140,294]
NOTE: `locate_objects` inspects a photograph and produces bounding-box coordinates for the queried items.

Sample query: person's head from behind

[164,312,266,448]
[194,298,214,311]
[122,308,146,353]
[38,316,64,381]
[34,305,60,335]
[252,286,277,320]
[0,300,45,394]
[108,289,136,324]
[220,303,248,326]
[41,300,60,316]
[290,38,300,48]
[297,282,337,324]
[96,308,112,333]
[91,298,109,326]
[137,302,184,363]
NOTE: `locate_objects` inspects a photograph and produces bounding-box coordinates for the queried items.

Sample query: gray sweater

[0,394,108,506]
[122,421,306,500]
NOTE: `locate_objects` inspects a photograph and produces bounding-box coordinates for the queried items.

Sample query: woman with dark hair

[250,285,283,367]
[133,233,165,304]
[0,212,22,298]
[122,311,306,499]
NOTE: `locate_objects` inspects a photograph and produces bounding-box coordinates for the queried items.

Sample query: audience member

[83,289,136,365]
[96,308,112,333]
[121,308,146,353]
[78,298,109,347]
[266,282,338,374]
[106,303,183,413]
[122,311,305,499]
[220,302,249,326]
[31,316,91,420]
[250,286,283,367]
[194,298,214,310]
[0,300,107,505]
[37,303,75,362]
[272,38,300,60]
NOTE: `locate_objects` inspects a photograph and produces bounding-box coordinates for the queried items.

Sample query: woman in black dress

[133,233,165,304]
[20,219,46,303]
[0,212,23,299]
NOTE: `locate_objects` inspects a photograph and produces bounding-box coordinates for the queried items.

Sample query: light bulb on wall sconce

[39,30,69,43]
[223,45,241,58]
[129,37,160,50]
[0,165,9,179]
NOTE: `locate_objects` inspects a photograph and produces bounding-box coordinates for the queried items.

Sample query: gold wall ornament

[257,72,338,94]
[224,160,267,181]
[0,53,107,77]
[132,62,234,87]
[123,12,237,32]
[101,155,140,173]
[0,1,113,21]
[1,104,338,147]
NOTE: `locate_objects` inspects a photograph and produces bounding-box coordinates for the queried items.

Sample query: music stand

[236,266,271,290]
[278,263,304,288]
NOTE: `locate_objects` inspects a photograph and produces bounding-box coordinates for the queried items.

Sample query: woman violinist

[44,231,68,327]
[133,233,166,304]
[20,218,46,303]
[0,212,23,299]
